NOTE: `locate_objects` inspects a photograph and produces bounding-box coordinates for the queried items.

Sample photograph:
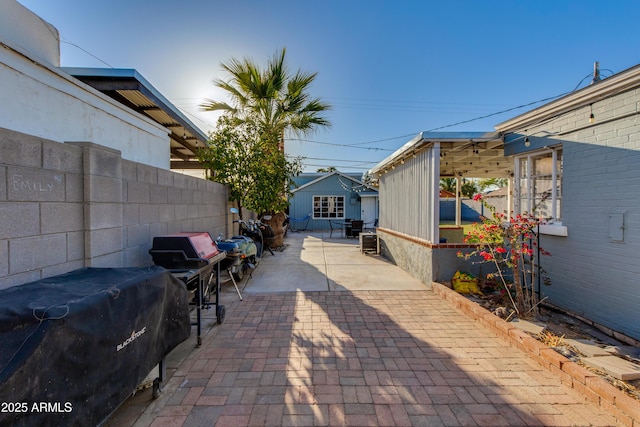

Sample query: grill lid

[149,232,223,270]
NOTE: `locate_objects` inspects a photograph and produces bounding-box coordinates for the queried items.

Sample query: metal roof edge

[369,131,500,176]
[61,67,208,141]
[495,63,640,132]
[369,132,423,176]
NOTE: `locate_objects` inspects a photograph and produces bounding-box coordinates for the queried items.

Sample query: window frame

[514,146,567,236]
[312,195,345,219]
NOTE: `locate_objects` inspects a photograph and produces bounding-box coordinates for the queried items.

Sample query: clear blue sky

[17,0,640,173]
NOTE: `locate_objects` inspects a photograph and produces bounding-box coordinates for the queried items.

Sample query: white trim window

[313,195,344,219]
[514,147,565,234]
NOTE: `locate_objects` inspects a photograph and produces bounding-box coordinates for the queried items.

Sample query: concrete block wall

[0,128,229,289]
[1,129,85,287]
[377,228,495,286]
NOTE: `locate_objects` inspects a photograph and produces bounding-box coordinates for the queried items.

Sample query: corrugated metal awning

[370,131,510,178]
[62,67,207,169]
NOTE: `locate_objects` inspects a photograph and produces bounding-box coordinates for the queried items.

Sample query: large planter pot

[265,212,286,248]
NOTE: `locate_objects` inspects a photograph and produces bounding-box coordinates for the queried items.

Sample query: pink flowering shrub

[458,193,550,318]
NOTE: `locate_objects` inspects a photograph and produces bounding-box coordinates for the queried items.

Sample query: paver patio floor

[109,232,623,426]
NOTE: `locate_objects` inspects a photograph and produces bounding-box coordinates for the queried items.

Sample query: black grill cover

[0,266,191,427]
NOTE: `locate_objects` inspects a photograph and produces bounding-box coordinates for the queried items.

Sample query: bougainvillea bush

[458,194,550,318]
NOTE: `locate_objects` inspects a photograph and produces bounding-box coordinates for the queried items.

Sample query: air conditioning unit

[359,232,379,254]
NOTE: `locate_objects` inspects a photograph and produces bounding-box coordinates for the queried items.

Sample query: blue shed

[289,171,378,231]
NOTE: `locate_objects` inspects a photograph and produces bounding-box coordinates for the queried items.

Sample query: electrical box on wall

[608,211,625,242]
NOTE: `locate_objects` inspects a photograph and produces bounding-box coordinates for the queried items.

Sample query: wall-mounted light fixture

[589,103,595,124]
[524,130,531,147]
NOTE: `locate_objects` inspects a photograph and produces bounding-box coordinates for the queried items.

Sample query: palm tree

[440,178,456,193]
[201,48,330,247]
[200,48,331,152]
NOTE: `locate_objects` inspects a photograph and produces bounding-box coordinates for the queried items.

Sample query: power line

[61,37,114,68]
[291,156,378,165]
[289,139,396,151]
[289,91,578,150]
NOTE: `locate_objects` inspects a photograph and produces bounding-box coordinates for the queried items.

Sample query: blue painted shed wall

[289,174,369,230]
[439,200,482,222]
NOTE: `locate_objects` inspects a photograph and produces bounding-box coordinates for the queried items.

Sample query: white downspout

[455,176,462,226]
[432,143,440,243]
[507,177,512,220]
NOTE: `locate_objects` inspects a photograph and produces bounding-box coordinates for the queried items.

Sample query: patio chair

[288,213,312,232]
[329,220,345,238]
[349,220,364,238]
[364,218,378,232]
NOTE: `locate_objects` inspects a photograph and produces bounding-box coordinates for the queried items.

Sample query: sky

[16,0,640,174]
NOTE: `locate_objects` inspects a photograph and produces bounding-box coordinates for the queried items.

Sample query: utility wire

[57,35,615,154]
[61,37,114,68]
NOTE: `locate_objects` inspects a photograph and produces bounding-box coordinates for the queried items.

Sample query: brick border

[431,282,640,427]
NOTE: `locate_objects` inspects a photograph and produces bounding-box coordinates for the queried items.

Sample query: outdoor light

[524,136,531,147]
[589,103,595,123]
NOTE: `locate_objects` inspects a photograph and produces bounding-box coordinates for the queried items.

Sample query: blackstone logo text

[117,327,147,352]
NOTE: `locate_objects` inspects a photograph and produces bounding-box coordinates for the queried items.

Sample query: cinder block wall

[377,228,497,286]
[0,128,229,289]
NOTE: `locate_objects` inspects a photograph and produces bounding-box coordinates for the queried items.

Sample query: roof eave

[369,131,500,176]
[495,63,640,132]
[62,67,208,144]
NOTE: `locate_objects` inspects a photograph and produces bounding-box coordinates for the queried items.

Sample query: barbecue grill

[149,232,227,346]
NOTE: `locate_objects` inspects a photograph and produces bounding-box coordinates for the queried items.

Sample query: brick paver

[140,290,623,426]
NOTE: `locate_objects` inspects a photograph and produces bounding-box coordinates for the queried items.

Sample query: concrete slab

[298,248,327,266]
[327,264,427,291]
[605,345,640,362]
[323,250,392,266]
[582,355,640,380]
[244,263,329,293]
[511,319,546,336]
[565,338,611,357]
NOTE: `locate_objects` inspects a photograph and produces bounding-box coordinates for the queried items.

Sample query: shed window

[515,147,562,223]
[313,196,344,219]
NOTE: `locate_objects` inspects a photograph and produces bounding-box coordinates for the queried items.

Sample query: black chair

[349,220,363,238]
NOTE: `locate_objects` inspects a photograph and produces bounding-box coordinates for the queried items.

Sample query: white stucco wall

[0,0,60,67]
[0,1,171,169]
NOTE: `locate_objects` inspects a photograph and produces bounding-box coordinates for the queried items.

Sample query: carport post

[455,176,462,226]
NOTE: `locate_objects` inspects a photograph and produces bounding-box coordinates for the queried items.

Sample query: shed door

[361,197,377,224]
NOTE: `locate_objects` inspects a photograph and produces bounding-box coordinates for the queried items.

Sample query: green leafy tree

[461,179,478,198]
[200,47,331,152]
[478,178,509,192]
[197,115,302,220]
[316,167,336,173]
[200,48,330,246]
